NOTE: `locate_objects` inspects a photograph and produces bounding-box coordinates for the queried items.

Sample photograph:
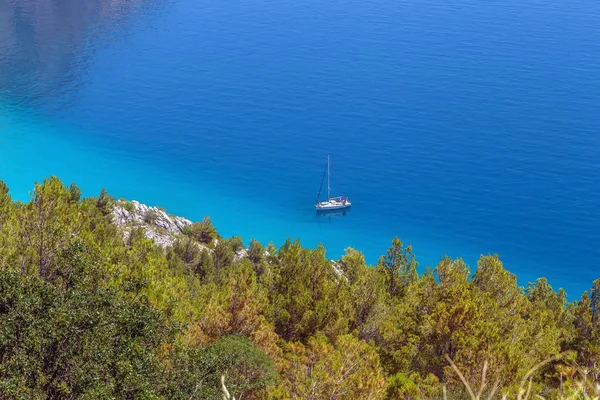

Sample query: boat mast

[327,155,331,201]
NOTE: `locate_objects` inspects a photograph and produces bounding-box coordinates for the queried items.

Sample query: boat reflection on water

[316,207,351,221]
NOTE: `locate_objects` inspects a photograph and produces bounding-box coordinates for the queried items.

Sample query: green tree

[0,256,169,398]
[16,176,83,279]
[0,180,11,220]
[474,254,520,306]
[186,216,218,244]
[0,177,596,398]
[570,283,600,382]
[386,372,441,400]
[591,278,600,324]
[0,180,16,268]
[341,248,389,341]
[248,238,267,278]
[227,236,245,253]
[170,237,201,271]
[205,335,278,398]
[377,237,417,298]
[279,334,385,400]
[196,248,214,279]
[67,182,82,203]
[248,238,264,264]
[267,240,350,342]
[214,240,234,270]
[167,335,278,399]
[96,187,114,216]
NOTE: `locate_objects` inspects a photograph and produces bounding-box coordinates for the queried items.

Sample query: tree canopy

[0,176,597,399]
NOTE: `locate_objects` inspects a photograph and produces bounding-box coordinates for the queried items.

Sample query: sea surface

[1,0,599,298]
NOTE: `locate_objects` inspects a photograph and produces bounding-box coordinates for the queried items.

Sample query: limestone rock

[112,200,192,248]
[234,249,248,262]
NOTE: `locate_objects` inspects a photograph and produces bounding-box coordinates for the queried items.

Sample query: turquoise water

[1,0,600,298]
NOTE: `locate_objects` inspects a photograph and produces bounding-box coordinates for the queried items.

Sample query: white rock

[234,249,248,262]
[330,261,348,282]
[112,200,193,248]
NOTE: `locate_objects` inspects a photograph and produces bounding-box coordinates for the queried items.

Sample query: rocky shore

[112,199,248,261]
[112,200,192,247]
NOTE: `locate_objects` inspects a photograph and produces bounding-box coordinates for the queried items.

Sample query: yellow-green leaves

[0,177,594,399]
[377,236,418,298]
[279,334,386,400]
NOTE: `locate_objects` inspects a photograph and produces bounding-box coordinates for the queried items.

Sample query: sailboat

[315,155,351,211]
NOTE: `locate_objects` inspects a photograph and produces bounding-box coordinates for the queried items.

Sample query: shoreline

[1,104,592,300]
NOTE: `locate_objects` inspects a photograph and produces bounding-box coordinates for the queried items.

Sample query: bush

[0,265,168,399]
[96,188,114,215]
[143,209,160,225]
[68,183,82,203]
[199,335,278,398]
[122,201,135,213]
[214,241,234,270]
[185,217,218,244]
[226,236,245,253]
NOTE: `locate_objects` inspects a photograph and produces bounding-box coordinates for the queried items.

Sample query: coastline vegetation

[0,176,598,399]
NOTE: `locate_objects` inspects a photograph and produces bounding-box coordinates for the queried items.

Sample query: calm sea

[1,0,599,298]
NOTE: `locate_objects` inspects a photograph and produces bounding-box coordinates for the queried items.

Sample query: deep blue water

[1,0,599,298]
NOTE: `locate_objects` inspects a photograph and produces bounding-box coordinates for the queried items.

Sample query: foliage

[202,335,278,398]
[214,239,235,270]
[0,260,167,398]
[386,372,441,400]
[0,176,598,399]
[266,239,350,342]
[185,216,218,244]
[227,235,245,253]
[144,208,160,225]
[67,182,82,202]
[96,187,114,215]
[278,333,386,399]
[377,236,418,298]
[121,199,136,213]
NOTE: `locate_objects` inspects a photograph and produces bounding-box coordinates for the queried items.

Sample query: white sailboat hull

[315,199,351,211]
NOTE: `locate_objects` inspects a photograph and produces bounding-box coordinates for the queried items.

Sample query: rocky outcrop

[234,249,248,262]
[111,201,341,275]
[330,261,347,281]
[112,200,192,247]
